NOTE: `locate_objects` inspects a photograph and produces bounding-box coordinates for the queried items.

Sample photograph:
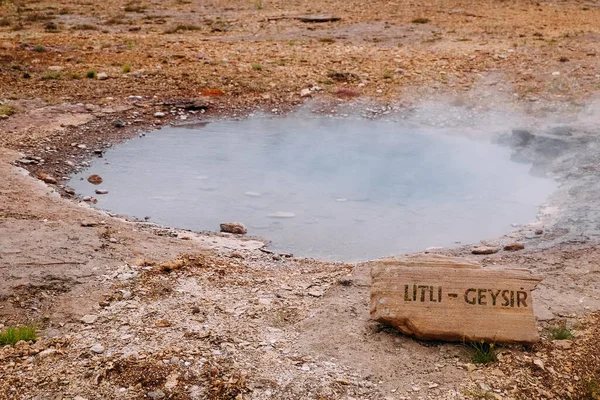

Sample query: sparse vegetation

[69,72,82,79]
[0,17,11,27]
[0,103,18,116]
[383,72,393,79]
[587,378,600,399]
[412,17,430,24]
[122,64,131,73]
[251,63,263,70]
[550,325,573,340]
[254,0,264,10]
[86,70,97,79]
[318,38,335,43]
[470,342,498,364]
[42,71,62,80]
[164,24,201,34]
[124,3,147,13]
[0,326,37,346]
[72,24,98,30]
[33,44,46,53]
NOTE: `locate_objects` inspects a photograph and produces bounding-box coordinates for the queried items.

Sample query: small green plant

[33,44,46,53]
[412,17,430,24]
[470,342,497,364]
[255,0,263,9]
[383,72,393,79]
[252,63,263,70]
[0,326,37,346]
[550,325,573,340]
[122,64,131,73]
[41,71,62,80]
[69,72,82,79]
[86,70,97,79]
[0,103,18,116]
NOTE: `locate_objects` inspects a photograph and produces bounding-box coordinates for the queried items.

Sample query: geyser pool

[69,115,556,261]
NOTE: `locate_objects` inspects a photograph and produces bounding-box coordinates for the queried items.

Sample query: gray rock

[90,344,105,354]
[147,390,165,399]
[95,189,108,195]
[114,119,125,128]
[81,314,98,324]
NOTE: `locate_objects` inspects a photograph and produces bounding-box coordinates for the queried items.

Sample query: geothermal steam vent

[370,254,542,344]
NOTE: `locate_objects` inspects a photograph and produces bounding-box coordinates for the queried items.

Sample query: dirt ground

[1,0,600,399]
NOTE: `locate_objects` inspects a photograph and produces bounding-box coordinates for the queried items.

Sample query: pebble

[533,359,545,370]
[220,222,247,234]
[471,246,499,255]
[504,243,525,251]
[39,174,57,184]
[95,189,109,195]
[81,314,98,324]
[114,119,125,128]
[87,174,103,185]
[109,237,118,243]
[147,390,165,399]
[82,196,92,202]
[73,397,88,400]
[97,72,108,80]
[154,112,166,118]
[90,344,105,354]
[553,340,572,350]
[77,144,87,149]
[300,88,312,97]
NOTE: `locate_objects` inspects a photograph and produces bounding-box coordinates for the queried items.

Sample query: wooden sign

[370,254,542,344]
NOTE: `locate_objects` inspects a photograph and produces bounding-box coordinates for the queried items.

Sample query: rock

[80,220,98,227]
[109,237,118,243]
[220,222,247,234]
[87,174,103,185]
[114,119,125,128]
[97,72,108,80]
[504,243,525,251]
[37,348,59,359]
[73,396,88,400]
[95,189,109,195]
[535,229,544,235]
[267,211,296,218]
[65,188,76,195]
[296,15,341,22]
[307,287,325,297]
[472,246,499,255]
[230,252,244,259]
[553,340,572,350]
[147,390,166,400]
[300,88,312,97]
[533,359,545,370]
[77,144,87,149]
[82,196,92,202]
[154,112,166,118]
[338,276,353,286]
[90,344,105,354]
[81,314,98,324]
[155,319,172,327]
[370,254,543,343]
[39,173,57,184]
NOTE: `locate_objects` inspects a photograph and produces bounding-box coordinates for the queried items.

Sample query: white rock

[81,314,98,324]
[97,72,108,80]
[300,88,312,97]
[90,344,105,354]
[154,112,166,118]
[533,359,545,370]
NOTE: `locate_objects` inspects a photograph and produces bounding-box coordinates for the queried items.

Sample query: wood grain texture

[370,255,542,344]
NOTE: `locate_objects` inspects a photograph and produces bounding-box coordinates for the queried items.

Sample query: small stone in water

[471,246,499,255]
[87,174,103,185]
[220,222,247,234]
[95,189,109,195]
[504,243,525,251]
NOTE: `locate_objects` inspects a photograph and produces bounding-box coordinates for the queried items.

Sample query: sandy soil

[1,0,600,399]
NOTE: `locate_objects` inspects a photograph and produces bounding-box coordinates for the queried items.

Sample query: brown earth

[1,0,600,399]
